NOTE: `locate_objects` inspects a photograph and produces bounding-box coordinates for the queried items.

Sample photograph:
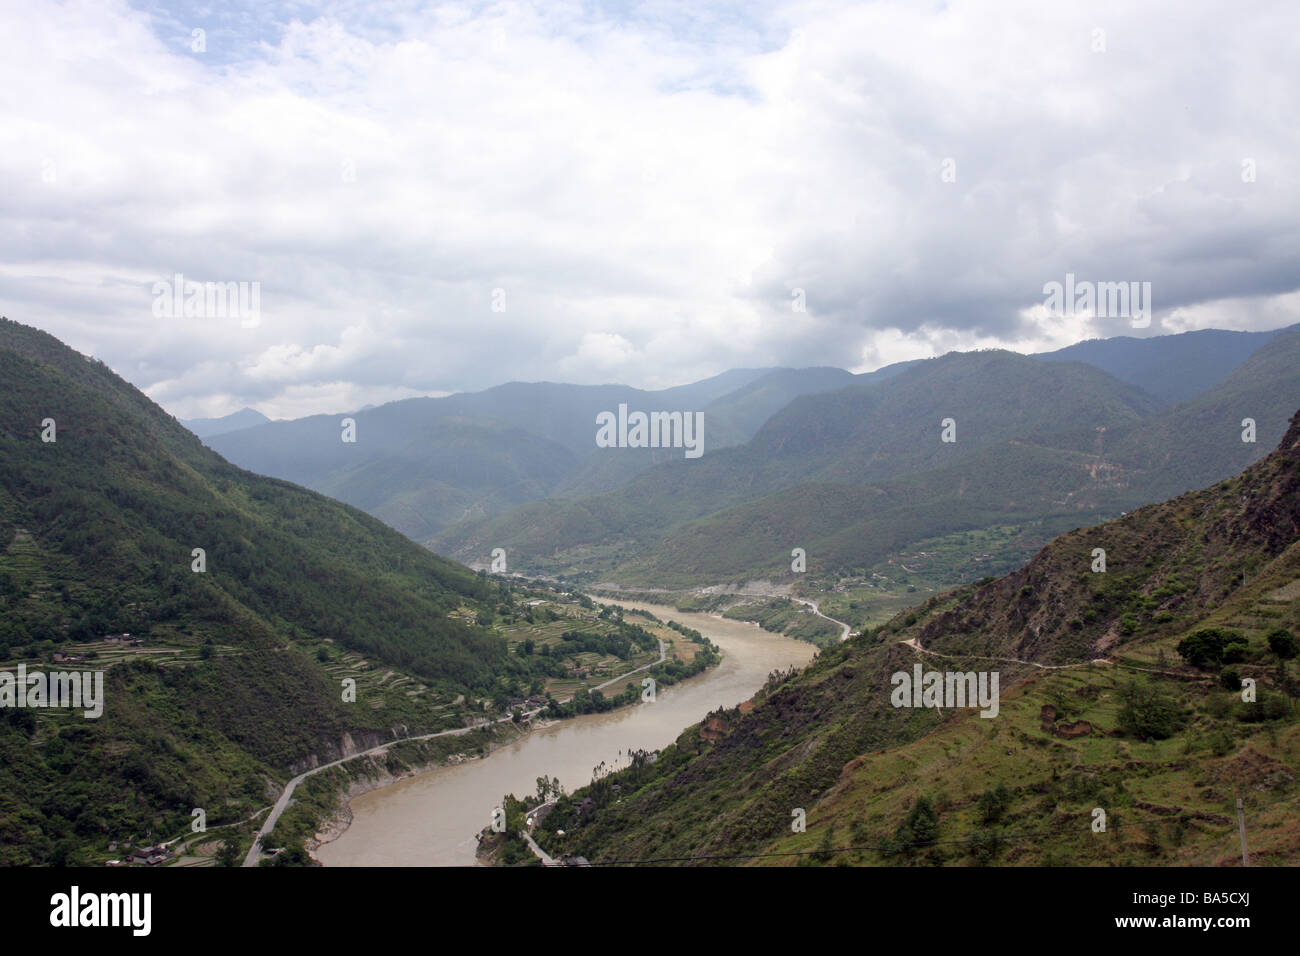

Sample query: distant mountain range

[198,323,1300,591]
[1035,325,1294,405]
[202,366,870,543]
[436,329,1300,587]
[180,406,272,438]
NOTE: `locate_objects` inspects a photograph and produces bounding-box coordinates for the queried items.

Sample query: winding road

[792,597,853,642]
[242,636,667,866]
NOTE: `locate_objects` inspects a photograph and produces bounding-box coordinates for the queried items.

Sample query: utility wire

[577,810,1236,866]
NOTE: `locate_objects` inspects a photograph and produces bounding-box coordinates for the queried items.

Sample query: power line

[579,810,1235,866]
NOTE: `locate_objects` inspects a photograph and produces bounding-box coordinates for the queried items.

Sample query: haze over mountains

[202,324,1300,589]
[180,407,272,439]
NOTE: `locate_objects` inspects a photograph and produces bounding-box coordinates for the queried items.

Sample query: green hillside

[519,410,1300,866]
[438,333,1300,592]
[0,317,559,864]
[1035,324,1296,406]
[206,367,856,541]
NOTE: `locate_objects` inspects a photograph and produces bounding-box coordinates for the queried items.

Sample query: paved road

[242,715,519,866]
[792,597,852,642]
[592,639,665,692]
[243,637,669,866]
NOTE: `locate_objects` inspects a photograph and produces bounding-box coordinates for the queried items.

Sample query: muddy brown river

[315,601,815,866]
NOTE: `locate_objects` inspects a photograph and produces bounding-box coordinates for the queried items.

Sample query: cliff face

[288,731,392,775]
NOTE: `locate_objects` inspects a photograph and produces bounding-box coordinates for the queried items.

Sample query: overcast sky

[3,0,1298,419]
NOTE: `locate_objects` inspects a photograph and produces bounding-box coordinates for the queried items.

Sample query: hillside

[1036,324,1296,406]
[527,410,1300,866]
[206,367,857,540]
[438,332,1300,589]
[0,317,547,864]
[431,351,1162,576]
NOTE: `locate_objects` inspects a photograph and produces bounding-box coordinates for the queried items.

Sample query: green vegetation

[0,318,720,865]
[514,407,1300,866]
[438,336,1300,595]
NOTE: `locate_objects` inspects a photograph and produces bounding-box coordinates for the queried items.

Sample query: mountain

[431,351,1161,577]
[0,317,531,864]
[205,367,860,541]
[527,409,1300,866]
[180,406,271,439]
[435,332,1300,587]
[1035,324,1297,406]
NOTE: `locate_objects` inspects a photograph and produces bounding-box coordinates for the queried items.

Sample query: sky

[2,0,1298,420]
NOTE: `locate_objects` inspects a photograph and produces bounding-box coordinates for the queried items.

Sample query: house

[561,855,590,867]
[128,845,173,865]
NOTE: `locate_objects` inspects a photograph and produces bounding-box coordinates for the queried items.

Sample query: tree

[1267,629,1297,661]
[1117,678,1184,740]
[886,795,939,856]
[977,784,1012,824]
[216,836,241,867]
[1176,629,1236,669]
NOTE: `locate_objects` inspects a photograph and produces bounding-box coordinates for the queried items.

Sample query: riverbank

[238,602,712,864]
[314,601,815,866]
[306,722,531,860]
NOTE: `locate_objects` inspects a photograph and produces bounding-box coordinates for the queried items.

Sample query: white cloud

[0,0,1297,417]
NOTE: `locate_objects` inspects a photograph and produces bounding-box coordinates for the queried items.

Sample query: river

[314,600,815,866]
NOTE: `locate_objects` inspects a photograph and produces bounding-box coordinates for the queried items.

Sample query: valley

[2,317,1297,870]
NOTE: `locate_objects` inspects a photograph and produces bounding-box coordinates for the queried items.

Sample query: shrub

[1222,641,1249,664]
[1209,728,1235,756]
[1116,679,1185,740]
[1219,667,1242,690]
[885,796,939,856]
[1267,629,1297,660]
[976,785,1013,824]
[1176,628,1245,669]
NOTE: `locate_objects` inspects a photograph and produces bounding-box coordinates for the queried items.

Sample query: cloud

[1,0,1297,418]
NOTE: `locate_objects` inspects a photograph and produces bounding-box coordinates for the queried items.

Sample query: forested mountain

[1035,324,1297,406]
[435,332,1300,586]
[0,318,530,864]
[532,409,1300,866]
[197,325,1299,593]
[205,367,860,541]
